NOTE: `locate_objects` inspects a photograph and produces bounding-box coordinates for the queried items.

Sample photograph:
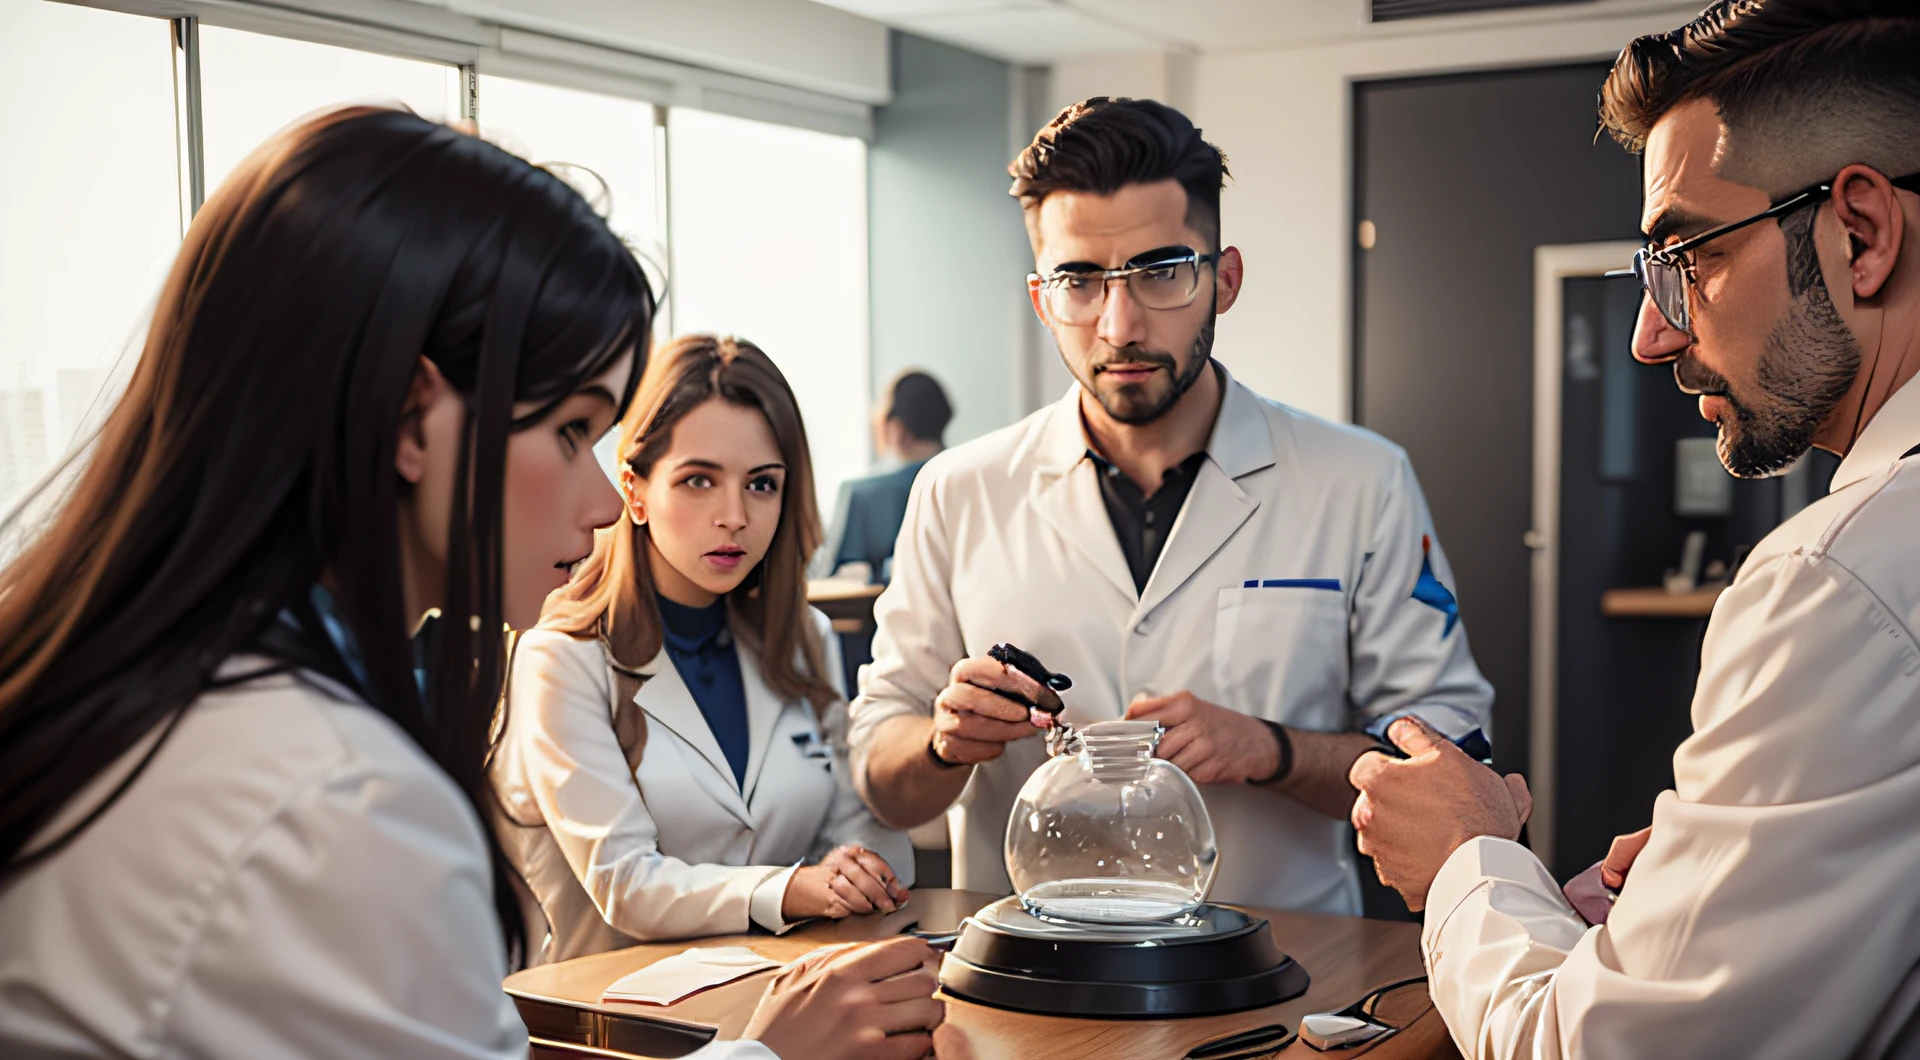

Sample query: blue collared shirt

[656,594,750,788]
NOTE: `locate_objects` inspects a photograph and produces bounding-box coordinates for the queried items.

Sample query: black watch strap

[1252,719,1294,786]
[926,734,966,769]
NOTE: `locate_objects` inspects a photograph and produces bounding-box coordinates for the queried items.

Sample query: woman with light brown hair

[492,334,914,962]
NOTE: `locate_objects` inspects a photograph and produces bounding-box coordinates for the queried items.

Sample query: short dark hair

[1600,0,1920,193]
[884,369,953,445]
[1009,97,1230,247]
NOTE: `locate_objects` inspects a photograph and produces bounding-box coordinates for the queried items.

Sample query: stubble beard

[1073,308,1218,427]
[1681,211,1861,479]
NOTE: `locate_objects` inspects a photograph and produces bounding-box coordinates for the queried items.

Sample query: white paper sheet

[600,946,783,1006]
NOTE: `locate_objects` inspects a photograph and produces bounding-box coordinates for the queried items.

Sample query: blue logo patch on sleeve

[1411,534,1459,637]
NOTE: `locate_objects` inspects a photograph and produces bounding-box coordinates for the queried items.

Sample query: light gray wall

[1192,4,1695,422]
[868,31,1036,452]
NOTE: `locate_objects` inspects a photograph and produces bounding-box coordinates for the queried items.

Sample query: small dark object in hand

[986,642,1071,715]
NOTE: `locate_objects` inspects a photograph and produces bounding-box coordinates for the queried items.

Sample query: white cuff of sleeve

[1421,836,1569,954]
[749,863,803,935]
[689,1039,780,1059]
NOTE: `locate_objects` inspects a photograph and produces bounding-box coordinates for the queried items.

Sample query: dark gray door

[1353,64,1641,779]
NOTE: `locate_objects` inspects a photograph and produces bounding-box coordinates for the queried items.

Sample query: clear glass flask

[1003,719,1218,924]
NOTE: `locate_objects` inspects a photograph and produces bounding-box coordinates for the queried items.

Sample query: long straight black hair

[0,107,654,955]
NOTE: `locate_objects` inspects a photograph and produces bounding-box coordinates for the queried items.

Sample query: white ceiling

[809,0,1366,62]
[808,0,1666,64]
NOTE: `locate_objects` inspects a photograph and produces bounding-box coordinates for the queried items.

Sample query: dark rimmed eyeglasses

[1029,246,1221,327]
[1613,171,1920,334]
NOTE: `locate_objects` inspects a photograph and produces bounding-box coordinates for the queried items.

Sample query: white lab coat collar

[1832,372,1920,492]
[1207,365,1283,480]
[212,654,365,712]
[1024,405,1137,600]
[1018,363,1281,610]
[737,646,786,803]
[629,648,765,830]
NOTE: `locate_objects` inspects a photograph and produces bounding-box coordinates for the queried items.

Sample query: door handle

[1523,530,1548,550]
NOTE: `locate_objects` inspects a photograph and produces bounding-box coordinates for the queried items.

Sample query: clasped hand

[1348,716,1531,911]
[783,845,910,920]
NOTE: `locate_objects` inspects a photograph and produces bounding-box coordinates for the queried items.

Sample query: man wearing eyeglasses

[847,97,1493,915]
[1349,2,1920,1057]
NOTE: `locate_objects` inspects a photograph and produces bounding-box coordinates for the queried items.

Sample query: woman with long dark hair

[493,335,911,960]
[0,107,939,1059]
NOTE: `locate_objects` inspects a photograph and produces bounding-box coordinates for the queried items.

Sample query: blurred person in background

[816,369,954,585]
[0,107,940,1060]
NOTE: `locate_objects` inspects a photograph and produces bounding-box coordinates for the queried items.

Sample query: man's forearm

[860,713,974,829]
[1262,729,1378,820]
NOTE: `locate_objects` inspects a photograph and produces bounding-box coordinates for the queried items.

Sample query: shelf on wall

[1599,586,1724,619]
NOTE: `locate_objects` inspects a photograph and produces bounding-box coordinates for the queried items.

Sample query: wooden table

[807,577,886,635]
[505,889,1460,1060]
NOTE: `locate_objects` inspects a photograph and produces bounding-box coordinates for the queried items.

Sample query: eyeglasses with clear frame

[1028,247,1222,327]
[1612,170,1920,335]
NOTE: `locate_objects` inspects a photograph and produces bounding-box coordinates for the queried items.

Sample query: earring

[628,501,646,525]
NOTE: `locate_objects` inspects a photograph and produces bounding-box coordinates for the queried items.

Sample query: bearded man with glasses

[847,97,1493,917]
[1349,2,1920,1057]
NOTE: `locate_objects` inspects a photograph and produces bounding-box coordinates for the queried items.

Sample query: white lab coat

[1420,374,1920,1060]
[0,659,773,1060]
[849,366,1493,914]
[492,608,912,964]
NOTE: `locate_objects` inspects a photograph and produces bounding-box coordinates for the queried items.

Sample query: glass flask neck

[1073,720,1164,781]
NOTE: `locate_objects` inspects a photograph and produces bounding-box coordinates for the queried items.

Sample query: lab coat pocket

[1213,585,1348,724]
